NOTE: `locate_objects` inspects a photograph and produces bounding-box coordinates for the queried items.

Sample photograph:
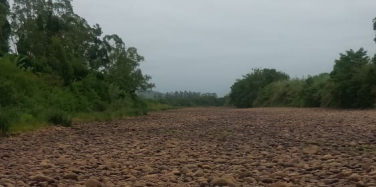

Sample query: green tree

[254,79,306,107]
[0,0,10,55]
[329,48,376,108]
[302,73,330,107]
[229,68,289,108]
[11,0,90,82]
[104,35,154,94]
[373,17,376,42]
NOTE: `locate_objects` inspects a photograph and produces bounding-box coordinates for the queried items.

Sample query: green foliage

[138,90,225,108]
[0,0,156,134]
[251,73,331,108]
[227,18,376,109]
[145,99,176,111]
[302,73,330,107]
[0,0,194,137]
[10,0,153,92]
[230,49,376,109]
[329,48,376,108]
[46,110,72,127]
[0,108,20,136]
[156,91,224,107]
[0,0,10,55]
[254,79,305,107]
[374,17,376,43]
[0,79,18,107]
[0,112,11,136]
[230,68,289,108]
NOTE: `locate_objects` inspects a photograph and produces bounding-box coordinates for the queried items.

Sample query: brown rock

[56,156,71,165]
[181,167,191,174]
[171,168,180,175]
[30,174,55,183]
[270,182,290,187]
[349,173,361,182]
[1,183,15,187]
[105,161,120,169]
[63,173,78,180]
[302,145,320,154]
[214,158,227,164]
[356,181,366,187]
[322,179,339,185]
[202,165,212,170]
[210,178,238,187]
[38,182,49,187]
[237,170,252,178]
[194,169,204,177]
[85,179,102,187]
[261,177,273,183]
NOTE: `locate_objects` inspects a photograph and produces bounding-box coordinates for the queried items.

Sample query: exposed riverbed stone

[1,108,376,186]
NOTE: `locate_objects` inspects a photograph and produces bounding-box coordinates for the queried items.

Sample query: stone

[302,145,320,154]
[30,174,55,183]
[85,179,102,187]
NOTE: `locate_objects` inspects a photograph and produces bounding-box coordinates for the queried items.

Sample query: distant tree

[0,0,10,56]
[105,34,154,93]
[329,48,376,108]
[229,68,289,108]
[300,73,330,107]
[373,17,376,42]
[254,79,306,107]
[11,0,90,83]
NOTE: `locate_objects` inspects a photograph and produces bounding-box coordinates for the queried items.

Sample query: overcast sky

[71,0,376,96]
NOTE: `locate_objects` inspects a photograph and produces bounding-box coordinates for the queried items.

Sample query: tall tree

[11,0,91,83]
[104,34,154,93]
[329,48,376,108]
[0,0,10,55]
[10,0,154,99]
[373,17,376,42]
[229,68,289,108]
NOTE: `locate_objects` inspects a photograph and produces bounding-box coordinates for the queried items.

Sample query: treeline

[230,18,376,109]
[0,0,153,135]
[230,48,376,109]
[140,91,226,107]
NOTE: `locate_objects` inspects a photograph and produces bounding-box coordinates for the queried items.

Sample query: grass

[1,101,176,136]
[10,122,49,133]
[72,103,175,123]
[7,113,49,134]
[47,110,72,127]
[72,109,137,123]
[0,108,20,136]
[145,102,176,112]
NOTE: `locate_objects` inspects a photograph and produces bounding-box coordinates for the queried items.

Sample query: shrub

[47,110,72,127]
[0,113,11,137]
[0,108,20,136]
[0,79,18,107]
[93,100,107,112]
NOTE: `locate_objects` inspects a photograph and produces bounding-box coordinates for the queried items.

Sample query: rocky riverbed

[1,108,376,187]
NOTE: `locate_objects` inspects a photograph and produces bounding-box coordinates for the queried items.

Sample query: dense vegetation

[1,0,376,135]
[149,91,226,107]
[229,18,376,109]
[230,48,376,109]
[0,0,154,136]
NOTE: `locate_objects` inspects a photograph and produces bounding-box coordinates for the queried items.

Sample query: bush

[0,108,20,136]
[0,113,11,137]
[230,68,289,108]
[0,79,18,107]
[93,100,107,112]
[47,110,72,127]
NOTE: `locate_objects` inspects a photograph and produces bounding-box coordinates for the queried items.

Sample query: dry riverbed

[1,108,376,187]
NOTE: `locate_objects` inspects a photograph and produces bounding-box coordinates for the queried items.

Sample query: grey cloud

[72,0,376,96]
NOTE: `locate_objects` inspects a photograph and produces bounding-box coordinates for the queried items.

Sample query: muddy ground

[1,107,376,187]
